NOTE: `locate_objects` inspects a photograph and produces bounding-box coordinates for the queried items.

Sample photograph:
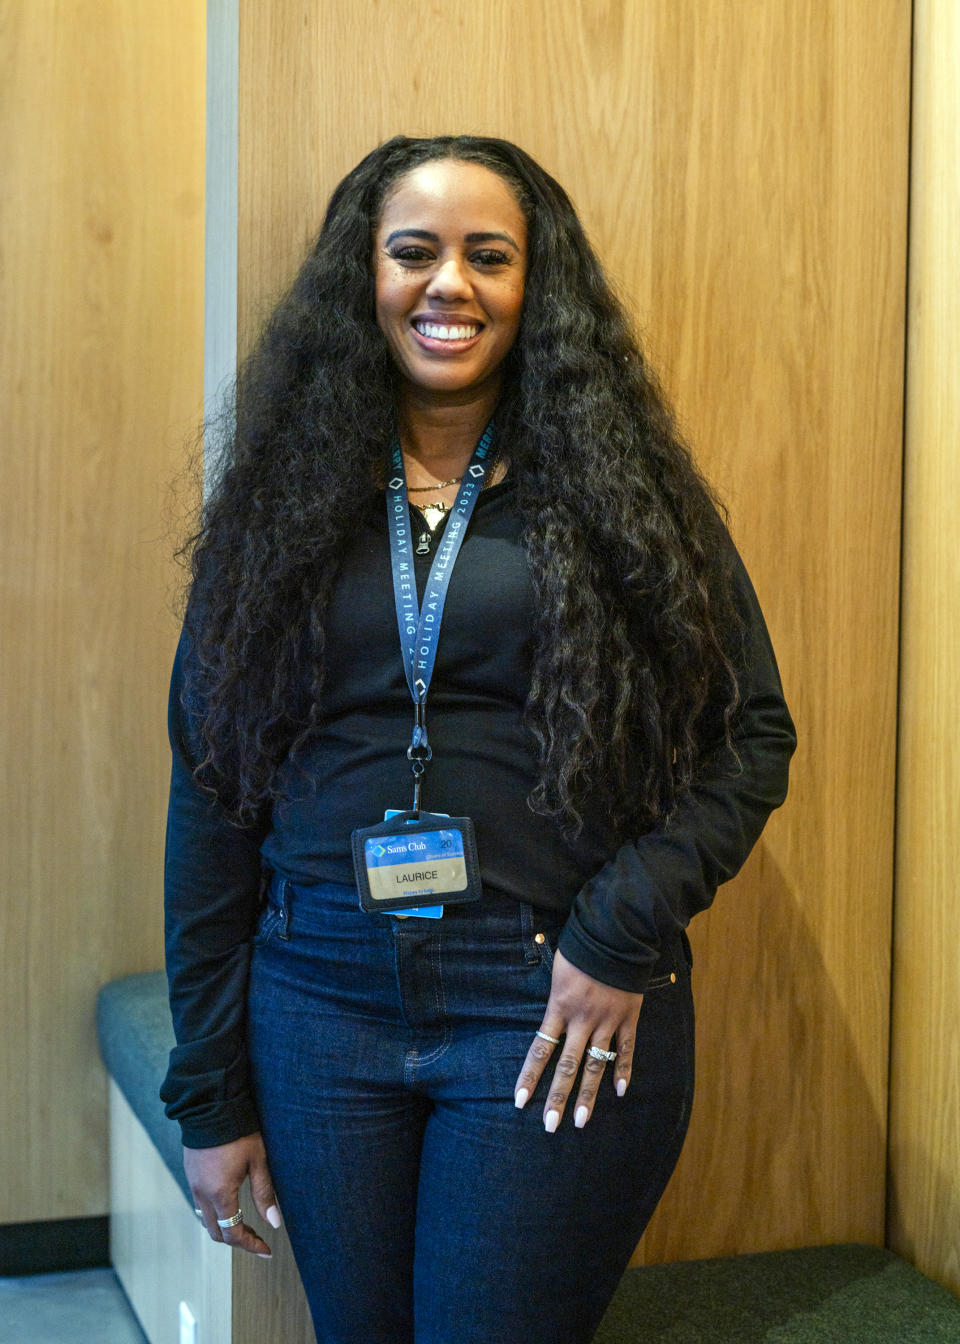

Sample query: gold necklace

[407,474,463,492]
[408,470,462,531]
[405,453,502,531]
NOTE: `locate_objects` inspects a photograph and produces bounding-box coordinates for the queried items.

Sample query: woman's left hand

[513,948,644,1131]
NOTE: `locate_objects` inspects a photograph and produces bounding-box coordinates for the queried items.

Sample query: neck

[397,380,500,473]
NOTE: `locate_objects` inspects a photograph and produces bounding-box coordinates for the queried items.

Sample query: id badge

[383,809,442,918]
[351,811,481,914]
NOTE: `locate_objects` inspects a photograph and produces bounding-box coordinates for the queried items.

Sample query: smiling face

[373,160,527,405]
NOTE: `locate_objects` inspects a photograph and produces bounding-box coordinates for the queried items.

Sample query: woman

[162,135,795,1344]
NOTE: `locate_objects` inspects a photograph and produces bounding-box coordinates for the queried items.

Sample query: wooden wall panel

[237,0,909,1259]
[635,2,910,1260]
[888,0,960,1297]
[0,2,204,1221]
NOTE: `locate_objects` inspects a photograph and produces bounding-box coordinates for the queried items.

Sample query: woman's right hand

[184,1132,282,1257]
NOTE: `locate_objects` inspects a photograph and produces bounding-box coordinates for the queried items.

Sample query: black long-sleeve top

[161,477,796,1148]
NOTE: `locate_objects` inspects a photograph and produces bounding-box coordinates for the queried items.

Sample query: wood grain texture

[0,3,204,1220]
[232,1180,316,1344]
[236,0,909,1260]
[887,0,960,1297]
[635,1,910,1261]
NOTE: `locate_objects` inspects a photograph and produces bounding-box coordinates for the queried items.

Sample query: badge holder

[352,810,481,915]
[352,698,481,914]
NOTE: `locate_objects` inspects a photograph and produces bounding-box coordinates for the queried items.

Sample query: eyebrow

[383,228,521,250]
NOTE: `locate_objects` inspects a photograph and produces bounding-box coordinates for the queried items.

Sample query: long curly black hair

[184,134,741,839]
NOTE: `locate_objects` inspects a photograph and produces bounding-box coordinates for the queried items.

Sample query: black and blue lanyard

[385,420,496,813]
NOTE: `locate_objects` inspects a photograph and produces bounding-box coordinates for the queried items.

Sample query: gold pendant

[422,502,447,530]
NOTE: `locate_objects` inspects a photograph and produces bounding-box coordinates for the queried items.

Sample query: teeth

[415,322,480,341]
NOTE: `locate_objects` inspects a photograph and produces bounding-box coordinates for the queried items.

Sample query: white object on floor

[178,1300,197,1344]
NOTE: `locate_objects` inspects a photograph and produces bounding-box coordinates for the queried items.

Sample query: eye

[471,249,511,267]
[386,246,434,264]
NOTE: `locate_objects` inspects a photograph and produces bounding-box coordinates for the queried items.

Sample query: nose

[425,256,473,301]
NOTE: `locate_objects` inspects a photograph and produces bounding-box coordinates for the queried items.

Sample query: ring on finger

[216,1209,243,1229]
[535,1029,561,1045]
[193,1207,203,1219]
[587,1044,617,1062]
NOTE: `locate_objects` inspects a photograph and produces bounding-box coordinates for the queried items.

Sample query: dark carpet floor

[593,1244,960,1343]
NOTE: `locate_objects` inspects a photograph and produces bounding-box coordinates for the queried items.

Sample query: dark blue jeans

[247,877,694,1344]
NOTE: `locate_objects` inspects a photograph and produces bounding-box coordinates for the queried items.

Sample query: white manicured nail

[616,1078,627,1097]
[515,1088,529,1109]
[266,1205,282,1228]
[544,1110,560,1133]
[257,1252,272,1259]
[575,1105,589,1128]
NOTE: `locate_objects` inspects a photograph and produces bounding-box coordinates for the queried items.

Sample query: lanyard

[386,420,495,811]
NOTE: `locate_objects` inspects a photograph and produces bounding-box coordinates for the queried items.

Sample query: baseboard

[0,1216,110,1276]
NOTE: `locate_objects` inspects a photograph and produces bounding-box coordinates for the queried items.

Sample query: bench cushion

[594,1243,960,1341]
[96,971,191,1205]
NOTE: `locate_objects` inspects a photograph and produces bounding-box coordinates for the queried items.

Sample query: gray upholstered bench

[97,972,189,1205]
[99,973,960,1344]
